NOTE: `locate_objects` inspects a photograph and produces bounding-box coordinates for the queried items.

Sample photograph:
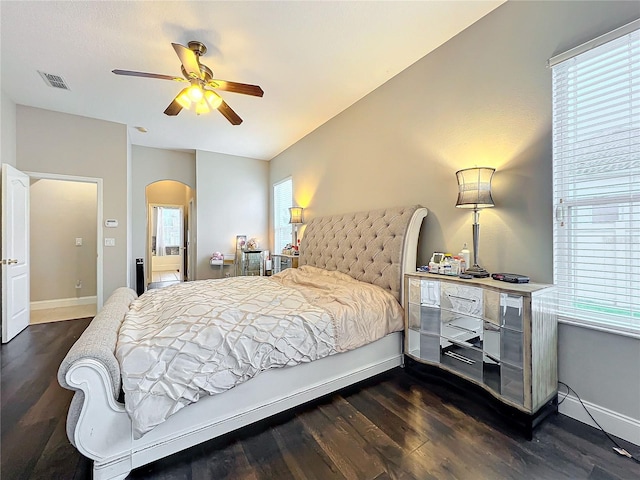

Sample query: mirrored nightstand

[272,254,299,274]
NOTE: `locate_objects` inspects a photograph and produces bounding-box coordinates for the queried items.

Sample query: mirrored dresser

[404,272,558,436]
[236,250,264,276]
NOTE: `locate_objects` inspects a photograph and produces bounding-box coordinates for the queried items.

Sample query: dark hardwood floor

[2,319,639,480]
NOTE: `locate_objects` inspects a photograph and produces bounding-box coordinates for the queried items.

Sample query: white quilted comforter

[116,266,403,438]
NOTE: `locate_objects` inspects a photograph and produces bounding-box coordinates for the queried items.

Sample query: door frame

[188,198,195,282]
[26,172,104,309]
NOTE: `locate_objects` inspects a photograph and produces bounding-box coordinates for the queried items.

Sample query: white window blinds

[552,22,640,336]
[273,177,293,254]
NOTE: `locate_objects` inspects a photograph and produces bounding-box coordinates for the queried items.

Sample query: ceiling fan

[113,41,263,125]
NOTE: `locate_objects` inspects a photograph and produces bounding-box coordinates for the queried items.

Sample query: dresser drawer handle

[447,337,477,349]
[444,351,475,365]
[447,295,476,303]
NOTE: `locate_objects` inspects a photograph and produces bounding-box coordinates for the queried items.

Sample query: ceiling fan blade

[209,80,264,97]
[218,100,243,125]
[163,92,185,116]
[112,69,183,81]
[172,43,201,78]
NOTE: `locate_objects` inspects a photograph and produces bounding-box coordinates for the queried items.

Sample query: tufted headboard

[299,205,428,303]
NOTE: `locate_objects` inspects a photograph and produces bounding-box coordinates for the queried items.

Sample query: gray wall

[30,178,97,301]
[1,91,16,167]
[131,145,196,284]
[131,145,269,280]
[16,106,128,300]
[270,1,640,437]
[196,150,269,280]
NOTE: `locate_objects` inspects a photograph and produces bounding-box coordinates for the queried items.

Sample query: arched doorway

[146,180,194,289]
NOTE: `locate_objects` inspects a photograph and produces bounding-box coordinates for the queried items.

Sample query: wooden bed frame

[58,205,428,480]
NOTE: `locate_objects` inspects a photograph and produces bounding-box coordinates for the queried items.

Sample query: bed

[58,205,428,480]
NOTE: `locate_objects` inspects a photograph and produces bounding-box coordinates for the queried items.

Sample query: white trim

[548,18,640,67]
[559,393,640,446]
[31,296,97,310]
[272,175,293,188]
[25,171,104,309]
[126,136,133,290]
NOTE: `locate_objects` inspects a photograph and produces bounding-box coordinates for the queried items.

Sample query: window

[153,206,182,256]
[273,177,293,253]
[551,21,639,335]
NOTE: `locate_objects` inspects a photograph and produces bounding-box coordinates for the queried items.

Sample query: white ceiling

[1,1,504,161]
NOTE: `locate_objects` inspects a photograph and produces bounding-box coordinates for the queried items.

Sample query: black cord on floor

[558,381,640,464]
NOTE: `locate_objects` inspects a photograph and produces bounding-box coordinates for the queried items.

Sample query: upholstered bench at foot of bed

[57,287,137,449]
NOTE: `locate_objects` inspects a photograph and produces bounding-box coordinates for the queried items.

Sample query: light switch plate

[75,237,83,246]
[104,238,116,247]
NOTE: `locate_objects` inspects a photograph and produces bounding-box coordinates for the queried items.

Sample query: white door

[1,164,30,342]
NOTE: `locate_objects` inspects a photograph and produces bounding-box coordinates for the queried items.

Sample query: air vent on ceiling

[38,71,70,90]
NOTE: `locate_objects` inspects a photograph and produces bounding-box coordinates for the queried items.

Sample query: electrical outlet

[104,238,116,247]
[75,280,82,289]
[75,237,83,246]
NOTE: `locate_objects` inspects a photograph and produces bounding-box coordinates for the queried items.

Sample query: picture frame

[235,235,247,251]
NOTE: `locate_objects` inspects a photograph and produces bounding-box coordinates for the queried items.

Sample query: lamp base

[465,265,490,278]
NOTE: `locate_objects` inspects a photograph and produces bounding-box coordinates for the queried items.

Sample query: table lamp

[455,167,495,277]
[288,207,304,251]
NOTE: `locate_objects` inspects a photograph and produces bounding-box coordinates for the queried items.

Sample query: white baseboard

[559,393,640,446]
[31,296,97,311]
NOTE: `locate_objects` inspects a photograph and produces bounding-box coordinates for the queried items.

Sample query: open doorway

[28,176,100,324]
[146,180,193,290]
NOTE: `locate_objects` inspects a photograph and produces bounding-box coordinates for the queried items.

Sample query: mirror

[148,204,184,286]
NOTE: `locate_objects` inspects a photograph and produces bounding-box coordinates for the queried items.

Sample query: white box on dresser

[404,272,558,437]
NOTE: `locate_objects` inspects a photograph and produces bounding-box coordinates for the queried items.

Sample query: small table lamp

[455,167,495,277]
[288,207,304,251]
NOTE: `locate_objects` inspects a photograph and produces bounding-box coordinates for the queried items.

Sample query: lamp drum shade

[455,167,495,209]
[288,207,304,224]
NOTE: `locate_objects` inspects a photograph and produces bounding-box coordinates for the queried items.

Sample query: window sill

[558,316,640,340]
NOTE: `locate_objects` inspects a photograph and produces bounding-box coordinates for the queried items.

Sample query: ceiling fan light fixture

[204,90,223,110]
[195,98,210,115]
[175,88,192,109]
[187,84,203,102]
[113,41,262,124]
